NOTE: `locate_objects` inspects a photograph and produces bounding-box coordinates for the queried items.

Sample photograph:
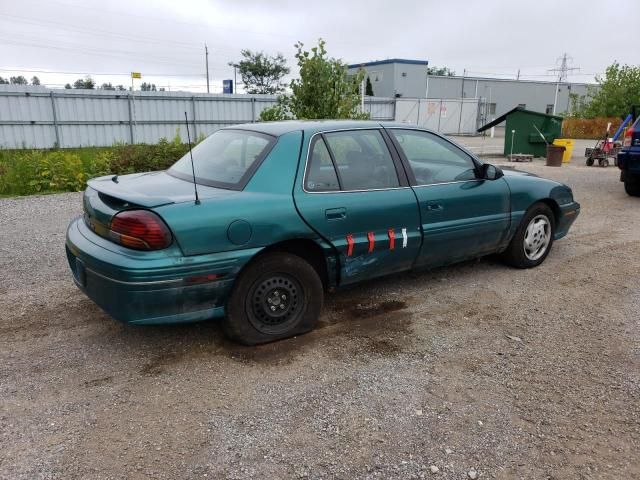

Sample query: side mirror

[480,163,504,180]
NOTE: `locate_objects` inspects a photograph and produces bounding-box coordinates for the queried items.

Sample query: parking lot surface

[1,158,639,479]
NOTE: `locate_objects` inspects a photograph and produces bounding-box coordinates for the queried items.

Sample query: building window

[546,104,554,114]
[518,103,526,109]
[370,71,382,82]
[487,103,496,115]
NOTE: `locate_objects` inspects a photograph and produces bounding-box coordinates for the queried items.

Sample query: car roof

[231,120,414,137]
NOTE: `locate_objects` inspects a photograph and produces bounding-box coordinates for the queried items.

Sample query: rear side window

[305,137,340,192]
[168,129,274,189]
[308,130,399,191]
[390,129,477,185]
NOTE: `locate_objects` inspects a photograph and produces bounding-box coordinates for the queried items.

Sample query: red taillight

[623,127,633,147]
[110,210,172,250]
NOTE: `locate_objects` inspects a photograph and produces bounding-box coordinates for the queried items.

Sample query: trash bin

[546,144,565,167]
[553,139,574,163]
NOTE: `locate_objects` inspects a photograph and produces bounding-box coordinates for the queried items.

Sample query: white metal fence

[394,98,480,135]
[0,86,478,149]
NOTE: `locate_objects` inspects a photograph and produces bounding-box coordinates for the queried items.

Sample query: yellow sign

[131,72,142,79]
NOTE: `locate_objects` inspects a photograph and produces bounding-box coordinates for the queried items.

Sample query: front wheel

[586,157,595,166]
[625,173,640,197]
[224,252,323,345]
[501,203,555,268]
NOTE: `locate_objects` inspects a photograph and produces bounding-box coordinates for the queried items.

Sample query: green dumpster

[477,106,563,158]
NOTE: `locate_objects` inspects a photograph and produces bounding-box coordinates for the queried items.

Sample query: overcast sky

[0,0,637,93]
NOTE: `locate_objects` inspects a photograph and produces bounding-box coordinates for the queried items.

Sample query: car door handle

[425,202,443,212]
[325,207,347,220]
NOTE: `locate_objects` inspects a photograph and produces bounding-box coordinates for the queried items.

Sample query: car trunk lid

[87,171,203,208]
[82,171,231,245]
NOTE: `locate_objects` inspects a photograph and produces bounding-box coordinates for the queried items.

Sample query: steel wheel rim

[523,214,551,261]
[247,274,303,335]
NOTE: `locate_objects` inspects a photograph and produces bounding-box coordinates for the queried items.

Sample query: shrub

[562,117,623,140]
[0,150,92,195]
[0,135,191,196]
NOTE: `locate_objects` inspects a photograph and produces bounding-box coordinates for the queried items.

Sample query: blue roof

[347,58,429,69]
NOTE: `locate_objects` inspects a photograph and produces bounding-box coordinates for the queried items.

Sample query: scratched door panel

[294,129,421,286]
[295,188,421,285]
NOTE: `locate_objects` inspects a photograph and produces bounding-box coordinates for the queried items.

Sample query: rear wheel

[586,157,595,166]
[600,158,609,168]
[501,203,555,268]
[624,172,640,197]
[224,252,323,345]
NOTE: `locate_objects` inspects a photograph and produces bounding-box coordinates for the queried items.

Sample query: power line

[0,13,203,50]
[0,68,205,77]
[0,37,212,69]
[13,0,301,40]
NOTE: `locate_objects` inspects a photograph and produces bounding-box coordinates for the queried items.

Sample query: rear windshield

[168,129,275,189]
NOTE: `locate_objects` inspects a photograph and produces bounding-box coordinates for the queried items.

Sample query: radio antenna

[184,111,200,205]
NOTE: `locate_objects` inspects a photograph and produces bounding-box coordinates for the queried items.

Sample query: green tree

[427,66,455,76]
[30,76,41,86]
[260,39,368,121]
[73,76,95,89]
[64,83,72,89]
[365,76,374,96]
[579,62,640,118]
[10,75,28,85]
[0,77,9,84]
[140,82,157,91]
[100,82,115,90]
[229,49,289,94]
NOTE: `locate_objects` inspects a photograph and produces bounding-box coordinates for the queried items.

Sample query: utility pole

[205,44,210,94]
[548,53,579,114]
[425,69,429,98]
[516,69,520,81]
[233,66,237,94]
[457,69,466,135]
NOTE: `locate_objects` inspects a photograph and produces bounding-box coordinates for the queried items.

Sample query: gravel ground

[1,159,639,479]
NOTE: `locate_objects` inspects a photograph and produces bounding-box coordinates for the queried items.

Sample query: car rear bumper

[65,216,259,325]
[617,148,640,175]
[555,201,580,240]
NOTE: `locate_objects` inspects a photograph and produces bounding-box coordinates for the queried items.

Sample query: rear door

[293,128,421,285]
[386,128,511,268]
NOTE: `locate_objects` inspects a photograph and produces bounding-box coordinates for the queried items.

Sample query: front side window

[323,130,399,190]
[169,129,274,189]
[390,129,477,185]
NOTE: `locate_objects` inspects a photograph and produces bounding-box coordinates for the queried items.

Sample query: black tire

[586,157,595,166]
[223,252,323,345]
[600,158,609,168]
[625,173,640,197]
[501,203,556,269]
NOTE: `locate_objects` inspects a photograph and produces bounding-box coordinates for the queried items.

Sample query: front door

[386,128,511,268]
[293,129,422,285]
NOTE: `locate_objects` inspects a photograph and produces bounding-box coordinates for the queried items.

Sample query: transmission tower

[548,53,580,114]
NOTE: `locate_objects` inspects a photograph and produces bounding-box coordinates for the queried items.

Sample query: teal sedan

[66,121,580,344]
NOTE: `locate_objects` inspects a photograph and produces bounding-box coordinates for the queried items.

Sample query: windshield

[168,129,275,189]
